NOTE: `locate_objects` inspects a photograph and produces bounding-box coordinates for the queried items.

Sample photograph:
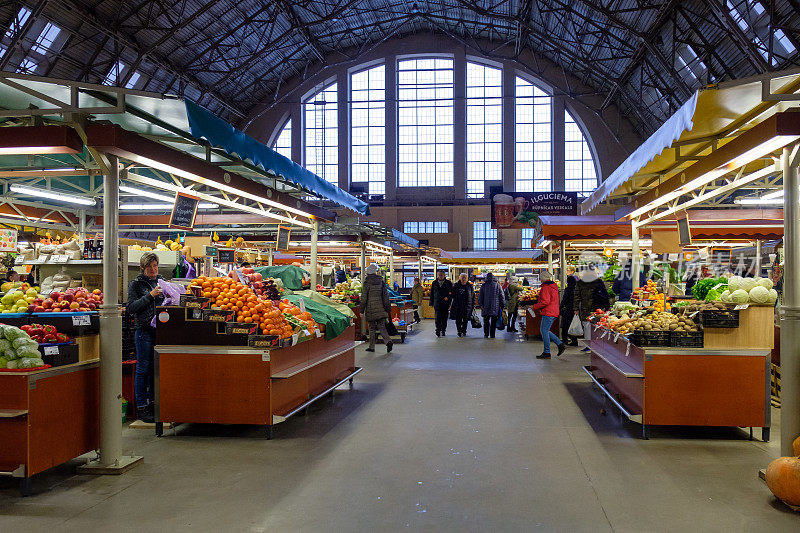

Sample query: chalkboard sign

[676,212,692,246]
[277,225,291,251]
[711,248,731,265]
[218,248,235,263]
[170,192,199,230]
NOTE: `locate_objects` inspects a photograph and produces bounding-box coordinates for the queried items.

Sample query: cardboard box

[76,333,100,361]
[179,294,210,309]
[202,309,234,322]
[224,322,258,335]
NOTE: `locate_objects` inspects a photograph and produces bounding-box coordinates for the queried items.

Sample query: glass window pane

[563,111,598,197]
[466,62,503,198]
[304,83,339,185]
[350,65,386,196]
[473,221,497,250]
[515,76,553,192]
[271,119,292,159]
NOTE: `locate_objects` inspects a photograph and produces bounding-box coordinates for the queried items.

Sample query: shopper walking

[573,267,610,351]
[559,275,579,346]
[410,277,424,323]
[451,273,475,337]
[478,272,505,338]
[360,263,393,353]
[506,277,520,332]
[612,261,648,301]
[532,271,566,359]
[127,252,165,423]
[430,270,453,337]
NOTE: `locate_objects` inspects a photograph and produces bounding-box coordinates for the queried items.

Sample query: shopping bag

[496,311,505,331]
[470,310,482,329]
[568,315,584,337]
[385,320,399,336]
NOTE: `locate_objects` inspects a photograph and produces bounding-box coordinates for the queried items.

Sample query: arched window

[564,111,598,196]
[271,119,291,159]
[351,64,385,195]
[515,76,552,192]
[304,83,338,185]
[398,57,454,187]
[466,62,502,198]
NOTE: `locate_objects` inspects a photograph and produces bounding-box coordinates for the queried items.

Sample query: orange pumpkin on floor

[766,456,800,507]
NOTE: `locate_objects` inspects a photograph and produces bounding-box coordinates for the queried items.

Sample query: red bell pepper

[42,324,56,335]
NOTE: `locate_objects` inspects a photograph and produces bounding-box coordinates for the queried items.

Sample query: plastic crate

[630,330,671,347]
[669,330,704,348]
[38,342,80,366]
[699,309,739,328]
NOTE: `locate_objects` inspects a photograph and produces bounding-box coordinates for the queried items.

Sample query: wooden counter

[584,327,771,440]
[522,307,559,339]
[0,360,100,494]
[154,326,360,438]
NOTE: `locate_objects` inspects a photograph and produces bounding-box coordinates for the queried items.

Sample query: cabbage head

[720,290,732,303]
[0,356,7,368]
[4,347,17,360]
[3,326,26,341]
[757,277,773,289]
[6,359,19,369]
[740,277,758,292]
[727,275,743,292]
[12,336,34,350]
[769,288,778,304]
[731,289,750,304]
[15,345,40,359]
[18,357,44,369]
[0,338,11,352]
[748,285,770,304]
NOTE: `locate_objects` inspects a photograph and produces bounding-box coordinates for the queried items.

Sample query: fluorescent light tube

[119,185,174,202]
[9,184,95,206]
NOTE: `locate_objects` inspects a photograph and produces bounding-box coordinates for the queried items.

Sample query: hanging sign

[218,248,235,264]
[490,187,577,229]
[0,228,17,252]
[676,211,692,246]
[169,192,200,231]
[277,225,291,251]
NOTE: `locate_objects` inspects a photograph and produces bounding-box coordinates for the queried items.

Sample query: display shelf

[586,340,643,378]
[272,341,363,378]
[272,367,362,423]
[19,259,103,266]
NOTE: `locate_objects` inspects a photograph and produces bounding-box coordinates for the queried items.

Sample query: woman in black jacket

[450,273,475,337]
[127,252,164,423]
[559,275,579,346]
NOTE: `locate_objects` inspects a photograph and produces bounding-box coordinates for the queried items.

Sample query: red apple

[33,306,44,312]
[62,294,73,302]
[254,273,262,281]
[27,304,36,312]
[33,298,43,305]
[52,307,61,313]
[42,299,52,309]
[50,291,61,301]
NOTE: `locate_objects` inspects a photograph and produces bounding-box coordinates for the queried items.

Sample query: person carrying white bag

[572,266,610,351]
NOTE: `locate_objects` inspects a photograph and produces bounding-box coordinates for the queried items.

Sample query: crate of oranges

[187,277,317,343]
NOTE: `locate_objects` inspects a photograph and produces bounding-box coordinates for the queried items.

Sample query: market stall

[153,275,360,438]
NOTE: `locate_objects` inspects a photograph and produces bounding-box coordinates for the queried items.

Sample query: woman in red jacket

[532,271,566,359]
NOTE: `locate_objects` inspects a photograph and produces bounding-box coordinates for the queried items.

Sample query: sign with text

[0,228,17,252]
[489,187,578,229]
[218,248,235,264]
[277,225,291,251]
[169,192,200,231]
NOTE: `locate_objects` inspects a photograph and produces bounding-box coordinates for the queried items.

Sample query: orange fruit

[244,317,253,323]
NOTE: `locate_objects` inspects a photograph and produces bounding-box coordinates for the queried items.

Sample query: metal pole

[631,222,641,292]
[417,253,423,281]
[268,247,273,266]
[781,146,800,456]
[310,220,318,291]
[79,210,87,241]
[389,252,395,287]
[755,239,762,277]
[79,155,142,474]
[547,245,553,274]
[559,240,567,290]
[360,241,366,284]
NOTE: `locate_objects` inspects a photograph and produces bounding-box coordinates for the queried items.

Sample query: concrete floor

[1,320,798,531]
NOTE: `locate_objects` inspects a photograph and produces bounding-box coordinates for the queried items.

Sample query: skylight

[4,6,31,39]
[16,57,38,74]
[31,22,61,54]
[103,61,125,85]
[124,71,141,89]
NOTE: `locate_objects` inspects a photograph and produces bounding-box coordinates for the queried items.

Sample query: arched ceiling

[2,0,799,138]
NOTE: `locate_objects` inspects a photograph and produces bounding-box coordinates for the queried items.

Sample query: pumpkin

[794,436,800,457]
[765,456,800,506]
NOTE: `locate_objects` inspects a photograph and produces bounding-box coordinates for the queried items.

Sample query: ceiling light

[0,212,58,223]
[120,185,174,203]
[9,184,95,206]
[119,203,173,210]
[734,197,784,205]
[762,189,784,200]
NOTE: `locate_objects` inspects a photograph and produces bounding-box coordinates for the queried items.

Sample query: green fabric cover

[283,293,351,340]
[255,265,309,291]
[291,290,355,318]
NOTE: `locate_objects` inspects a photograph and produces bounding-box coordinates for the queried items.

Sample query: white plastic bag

[568,315,584,337]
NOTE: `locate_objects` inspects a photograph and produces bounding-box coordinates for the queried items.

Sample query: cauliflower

[730,289,750,304]
[727,275,743,292]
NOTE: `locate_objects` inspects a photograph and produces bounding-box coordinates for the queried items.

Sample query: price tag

[235,268,248,286]
[297,298,306,313]
[624,341,631,358]
[44,345,59,356]
[639,300,652,307]
[72,314,91,326]
[34,255,47,264]
[614,333,620,342]
[262,351,270,362]
[51,254,69,264]
[14,255,25,265]
[712,283,726,291]
[689,311,700,318]
[734,303,749,310]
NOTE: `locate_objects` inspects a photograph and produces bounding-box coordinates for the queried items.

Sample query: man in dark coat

[559,275,579,346]
[430,270,453,337]
[450,273,475,337]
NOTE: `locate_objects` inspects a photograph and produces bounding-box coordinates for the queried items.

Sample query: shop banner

[490,187,578,229]
[0,228,17,251]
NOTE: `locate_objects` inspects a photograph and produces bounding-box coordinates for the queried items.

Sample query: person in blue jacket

[612,261,649,301]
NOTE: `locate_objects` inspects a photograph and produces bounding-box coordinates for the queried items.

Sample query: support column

[78,155,141,475]
[78,210,87,241]
[552,97,566,191]
[418,253,423,281]
[559,240,567,290]
[268,247,274,266]
[453,49,467,200]
[360,241,366,283]
[755,240,762,276]
[389,252,395,286]
[310,220,318,291]
[502,63,516,192]
[781,146,800,456]
[337,79,350,192]
[631,222,641,292]
[547,246,553,274]
[385,54,398,203]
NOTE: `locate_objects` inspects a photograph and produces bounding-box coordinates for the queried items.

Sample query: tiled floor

[1,320,797,531]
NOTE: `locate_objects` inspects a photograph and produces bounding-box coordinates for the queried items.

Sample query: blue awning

[581,91,698,214]
[184,99,370,216]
